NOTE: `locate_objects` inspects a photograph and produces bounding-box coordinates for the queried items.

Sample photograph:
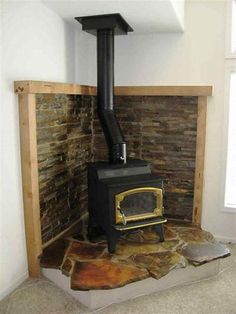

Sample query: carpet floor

[0,244,235,314]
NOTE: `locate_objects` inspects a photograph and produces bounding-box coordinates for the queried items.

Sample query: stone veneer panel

[93,96,198,221]
[36,94,198,243]
[36,94,94,243]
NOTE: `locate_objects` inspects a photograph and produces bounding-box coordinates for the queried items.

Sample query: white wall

[0,0,88,300]
[170,0,185,30]
[85,0,236,241]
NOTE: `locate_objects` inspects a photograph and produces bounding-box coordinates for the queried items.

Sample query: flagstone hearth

[40,222,230,291]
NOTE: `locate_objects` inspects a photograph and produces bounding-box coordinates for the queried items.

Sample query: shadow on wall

[66,20,93,85]
[64,21,76,83]
[115,33,184,85]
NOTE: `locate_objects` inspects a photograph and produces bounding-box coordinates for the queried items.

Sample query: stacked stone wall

[93,96,198,221]
[36,94,197,243]
[36,94,94,243]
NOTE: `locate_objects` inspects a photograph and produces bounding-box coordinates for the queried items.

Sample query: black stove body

[75,14,166,252]
[88,159,166,252]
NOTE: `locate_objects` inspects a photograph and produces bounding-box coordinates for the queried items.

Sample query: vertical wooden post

[18,94,42,277]
[193,96,208,225]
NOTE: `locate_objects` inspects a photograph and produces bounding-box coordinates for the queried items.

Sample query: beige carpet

[0,244,235,314]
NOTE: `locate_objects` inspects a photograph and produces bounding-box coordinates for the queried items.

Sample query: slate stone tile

[61,258,75,276]
[159,239,183,252]
[120,228,160,244]
[71,260,149,290]
[173,227,215,243]
[66,241,106,261]
[181,242,231,266]
[130,251,187,279]
[164,225,179,241]
[115,241,169,257]
[40,239,69,269]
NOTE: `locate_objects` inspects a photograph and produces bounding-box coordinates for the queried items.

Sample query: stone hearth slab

[71,260,149,290]
[42,259,220,309]
[181,242,231,265]
[40,223,230,292]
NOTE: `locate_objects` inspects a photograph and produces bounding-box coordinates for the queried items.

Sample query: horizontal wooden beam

[115,86,213,97]
[14,81,97,96]
[14,81,213,97]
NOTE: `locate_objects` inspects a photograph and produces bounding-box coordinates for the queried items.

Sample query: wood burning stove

[87,160,166,252]
[76,14,167,252]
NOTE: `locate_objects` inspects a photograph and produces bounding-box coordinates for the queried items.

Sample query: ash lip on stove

[75,14,167,253]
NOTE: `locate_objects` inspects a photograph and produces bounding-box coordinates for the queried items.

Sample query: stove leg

[87,215,105,241]
[155,223,165,242]
[107,229,120,253]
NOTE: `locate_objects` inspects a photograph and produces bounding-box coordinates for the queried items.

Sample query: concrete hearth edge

[42,260,219,309]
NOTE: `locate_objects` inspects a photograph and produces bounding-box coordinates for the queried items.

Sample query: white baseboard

[215,235,236,243]
[0,271,28,301]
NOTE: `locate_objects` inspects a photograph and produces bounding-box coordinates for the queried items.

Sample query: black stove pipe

[97,29,126,164]
[75,14,132,164]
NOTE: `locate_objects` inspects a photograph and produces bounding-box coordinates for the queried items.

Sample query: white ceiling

[42,0,185,34]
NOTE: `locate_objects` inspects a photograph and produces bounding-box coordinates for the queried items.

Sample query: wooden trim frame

[15,81,97,95]
[15,81,212,277]
[115,86,213,96]
[14,81,213,97]
[18,94,42,277]
[193,97,208,225]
